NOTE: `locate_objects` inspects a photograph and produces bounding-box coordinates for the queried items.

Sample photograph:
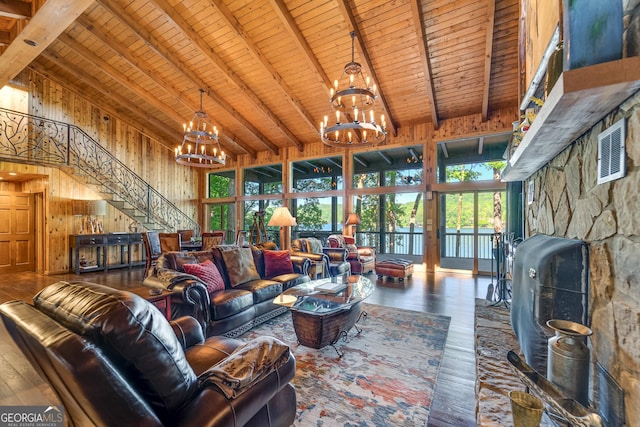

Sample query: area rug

[240,303,450,426]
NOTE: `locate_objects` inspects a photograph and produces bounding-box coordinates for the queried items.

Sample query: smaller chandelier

[175,89,226,168]
[320,32,386,148]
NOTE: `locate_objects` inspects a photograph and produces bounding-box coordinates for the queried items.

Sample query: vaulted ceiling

[0,0,520,158]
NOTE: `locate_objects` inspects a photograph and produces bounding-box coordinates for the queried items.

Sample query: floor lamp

[268,207,297,250]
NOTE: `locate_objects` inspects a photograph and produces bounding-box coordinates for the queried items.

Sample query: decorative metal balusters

[0,107,198,234]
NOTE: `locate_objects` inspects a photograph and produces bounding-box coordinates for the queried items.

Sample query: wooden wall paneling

[433,106,517,141]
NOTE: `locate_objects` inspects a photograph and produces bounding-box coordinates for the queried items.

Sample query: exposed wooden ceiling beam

[268,0,331,90]
[95,0,258,160]
[51,40,233,162]
[0,0,32,19]
[69,19,244,160]
[210,0,316,145]
[334,0,398,137]
[481,0,496,121]
[0,0,93,88]
[28,62,180,148]
[38,51,183,152]
[146,0,283,155]
[410,0,439,130]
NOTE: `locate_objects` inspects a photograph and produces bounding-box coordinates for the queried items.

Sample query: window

[292,156,343,192]
[290,157,343,244]
[244,165,282,195]
[207,171,236,239]
[435,134,509,183]
[208,170,235,197]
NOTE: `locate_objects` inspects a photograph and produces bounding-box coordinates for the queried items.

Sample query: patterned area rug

[240,303,450,426]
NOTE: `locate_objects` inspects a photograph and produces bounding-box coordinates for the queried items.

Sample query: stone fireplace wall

[525,89,640,425]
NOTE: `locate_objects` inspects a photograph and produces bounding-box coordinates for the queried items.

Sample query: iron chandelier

[320,32,386,147]
[175,89,226,168]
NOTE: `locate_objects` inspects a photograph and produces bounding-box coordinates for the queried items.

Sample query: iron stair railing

[0,107,199,234]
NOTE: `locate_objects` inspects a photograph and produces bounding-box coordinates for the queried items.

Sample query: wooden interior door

[0,191,35,273]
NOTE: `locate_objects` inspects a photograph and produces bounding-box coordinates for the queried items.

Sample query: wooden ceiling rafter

[268,0,331,89]
[94,0,255,159]
[27,62,179,148]
[0,0,93,88]
[37,50,183,151]
[69,18,242,160]
[209,0,313,149]
[410,0,439,130]
[148,0,282,156]
[58,37,244,162]
[481,0,496,121]
[0,0,521,157]
[334,0,398,137]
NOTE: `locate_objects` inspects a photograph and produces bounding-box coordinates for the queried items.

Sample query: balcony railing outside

[293,229,495,261]
[0,107,197,233]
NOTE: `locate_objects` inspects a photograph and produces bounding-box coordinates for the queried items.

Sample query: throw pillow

[264,250,294,277]
[183,260,225,293]
[221,247,261,287]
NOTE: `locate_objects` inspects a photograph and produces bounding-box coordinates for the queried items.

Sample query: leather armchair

[328,234,376,275]
[0,281,296,427]
[290,237,351,277]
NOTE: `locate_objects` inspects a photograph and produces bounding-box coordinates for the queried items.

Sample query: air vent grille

[598,118,626,184]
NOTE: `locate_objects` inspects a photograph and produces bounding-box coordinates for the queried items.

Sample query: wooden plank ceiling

[0,0,520,158]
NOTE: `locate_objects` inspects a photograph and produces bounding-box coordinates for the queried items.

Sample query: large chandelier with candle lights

[320,32,386,148]
[175,89,226,168]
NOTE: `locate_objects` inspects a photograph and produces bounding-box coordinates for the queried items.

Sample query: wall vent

[597,118,626,184]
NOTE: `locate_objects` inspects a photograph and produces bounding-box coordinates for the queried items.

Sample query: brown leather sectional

[143,245,310,337]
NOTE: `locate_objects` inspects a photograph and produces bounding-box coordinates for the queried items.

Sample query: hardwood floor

[0,265,492,426]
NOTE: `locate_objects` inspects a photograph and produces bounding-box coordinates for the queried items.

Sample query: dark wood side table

[127,287,172,321]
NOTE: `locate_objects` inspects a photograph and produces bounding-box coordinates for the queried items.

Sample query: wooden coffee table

[275,275,374,357]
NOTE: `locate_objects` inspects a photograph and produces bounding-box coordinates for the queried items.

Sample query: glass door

[439,192,476,271]
[438,189,507,274]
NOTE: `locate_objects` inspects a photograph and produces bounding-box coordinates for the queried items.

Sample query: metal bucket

[509,391,544,427]
[547,319,592,406]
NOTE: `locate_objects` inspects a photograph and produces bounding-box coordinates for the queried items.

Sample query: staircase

[0,107,199,234]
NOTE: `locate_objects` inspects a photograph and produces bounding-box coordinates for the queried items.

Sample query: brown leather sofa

[143,245,310,337]
[290,237,351,277]
[0,281,296,427]
[327,234,376,275]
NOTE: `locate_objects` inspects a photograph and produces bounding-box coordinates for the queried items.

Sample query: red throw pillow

[264,250,294,278]
[183,260,225,293]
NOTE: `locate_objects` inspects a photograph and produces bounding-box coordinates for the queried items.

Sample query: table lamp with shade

[267,206,297,250]
[344,213,360,237]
